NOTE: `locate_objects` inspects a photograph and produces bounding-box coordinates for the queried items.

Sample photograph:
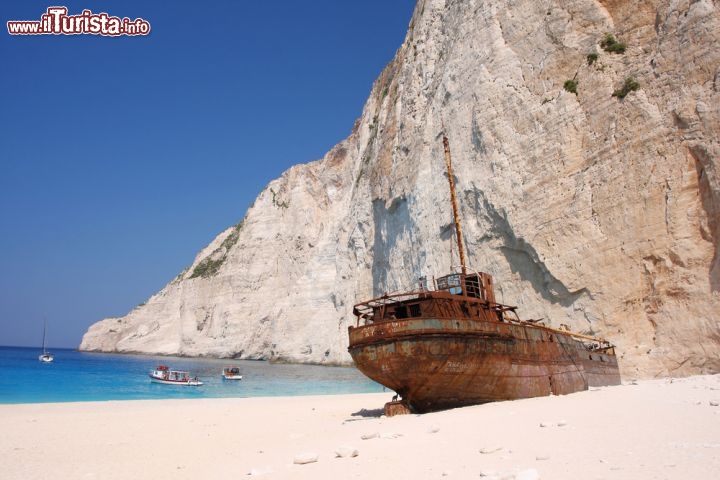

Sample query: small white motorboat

[222,366,243,380]
[149,365,203,386]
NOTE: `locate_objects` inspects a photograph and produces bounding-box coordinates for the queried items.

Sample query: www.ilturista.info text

[7,7,150,36]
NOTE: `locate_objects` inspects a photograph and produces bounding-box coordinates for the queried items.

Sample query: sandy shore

[1,375,718,480]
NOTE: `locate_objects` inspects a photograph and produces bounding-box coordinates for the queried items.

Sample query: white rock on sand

[1,375,719,479]
[292,453,319,465]
[334,446,359,458]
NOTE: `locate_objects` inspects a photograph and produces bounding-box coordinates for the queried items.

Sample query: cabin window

[464,274,481,298]
[437,274,462,293]
[409,304,421,317]
[394,305,408,319]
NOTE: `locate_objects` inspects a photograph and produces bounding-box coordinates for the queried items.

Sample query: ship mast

[442,134,467,276]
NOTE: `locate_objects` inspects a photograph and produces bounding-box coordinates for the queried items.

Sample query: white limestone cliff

[80,0,720,379]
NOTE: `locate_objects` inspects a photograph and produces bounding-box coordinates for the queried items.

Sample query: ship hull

[348,137,621,413]
[349,317,620,413]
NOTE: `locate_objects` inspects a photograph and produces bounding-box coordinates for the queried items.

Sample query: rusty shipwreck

[348,135,621,414]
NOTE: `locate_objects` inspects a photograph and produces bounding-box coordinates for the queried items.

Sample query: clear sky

[0,1,416,348]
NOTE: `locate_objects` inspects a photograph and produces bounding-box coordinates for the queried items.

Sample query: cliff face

[80,0,720,379]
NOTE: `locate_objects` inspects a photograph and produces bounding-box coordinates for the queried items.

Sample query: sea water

[0,346,384,404]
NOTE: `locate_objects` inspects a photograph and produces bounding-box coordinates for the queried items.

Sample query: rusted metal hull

[348,317,620,413]
[348,137,620,413]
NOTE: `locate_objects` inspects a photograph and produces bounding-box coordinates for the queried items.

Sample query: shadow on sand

[349,407,384,418]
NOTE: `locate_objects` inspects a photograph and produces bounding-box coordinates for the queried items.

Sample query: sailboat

[348,134,621,415]
[38,320,54,363]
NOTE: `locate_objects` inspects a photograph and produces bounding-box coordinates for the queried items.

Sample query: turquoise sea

[0,346,383,404]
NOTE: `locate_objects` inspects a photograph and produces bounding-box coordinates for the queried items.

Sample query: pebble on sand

[540,420,567,427]
[293,453,319,465]
[334,446,359,458]
[479,446,503,454]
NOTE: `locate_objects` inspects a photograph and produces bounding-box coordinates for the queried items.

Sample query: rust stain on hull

[349,312,620,413]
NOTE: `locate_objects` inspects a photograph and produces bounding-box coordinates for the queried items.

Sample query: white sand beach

[1,374,718,480]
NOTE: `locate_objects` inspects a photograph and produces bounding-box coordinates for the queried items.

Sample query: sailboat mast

[442,134,467,276]
[41,320,47,353]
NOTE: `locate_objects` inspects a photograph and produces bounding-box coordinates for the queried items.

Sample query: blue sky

[0,1,415,348]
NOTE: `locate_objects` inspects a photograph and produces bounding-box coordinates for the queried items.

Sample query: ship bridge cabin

[435,271,496,303]
[352,271,518,326]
